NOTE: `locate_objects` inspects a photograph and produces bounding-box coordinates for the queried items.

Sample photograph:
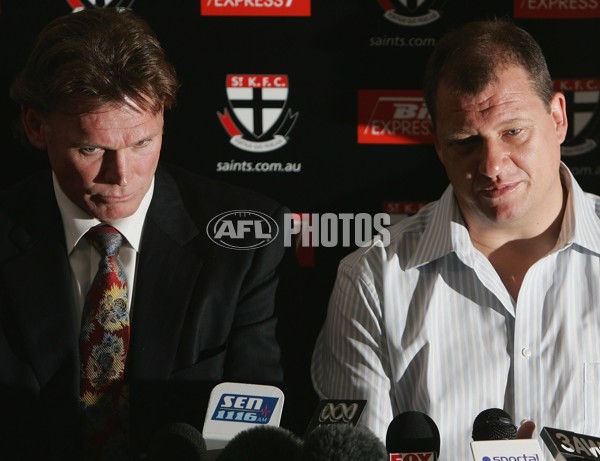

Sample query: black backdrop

[2,0,600,435]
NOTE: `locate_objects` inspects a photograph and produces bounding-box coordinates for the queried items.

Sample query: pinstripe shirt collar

[407,163,600,269]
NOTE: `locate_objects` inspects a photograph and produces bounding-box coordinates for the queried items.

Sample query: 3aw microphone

[201,382,285,452]
[541,426,600,460]
[385,411,440,461]
[470,408,546,461]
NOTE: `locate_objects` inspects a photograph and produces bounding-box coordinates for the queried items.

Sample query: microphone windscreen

[146,422,208,461]
[216,426,302,461]
[297,423,388,461]
[472,408,517,441]
[385,411,441,456]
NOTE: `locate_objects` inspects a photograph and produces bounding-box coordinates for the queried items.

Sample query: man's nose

[102,149,129,186]
[478,139,507,178]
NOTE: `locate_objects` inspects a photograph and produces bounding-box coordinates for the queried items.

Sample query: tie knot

[85,225,123,257]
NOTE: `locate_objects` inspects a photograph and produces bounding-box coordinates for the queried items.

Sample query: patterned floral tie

[79,224,130,460]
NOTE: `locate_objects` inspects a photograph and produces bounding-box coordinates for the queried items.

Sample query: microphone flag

[541,427,600,460]
[202,382,285,451]
[471,439,546,461]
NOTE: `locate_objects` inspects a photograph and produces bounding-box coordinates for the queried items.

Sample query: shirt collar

[52,172,154,254]
[407,162,600,268]
[407,184,462,268]
[559,164,600,254]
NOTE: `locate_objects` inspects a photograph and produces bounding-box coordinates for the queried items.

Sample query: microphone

[541,426,600,460]
[215,426,302,461]
[146,422,208,461]
[385,411,440,461]
[201,382,285,452]
[472,408,518,441]
[470,408,546,461]
[297,423,388,461]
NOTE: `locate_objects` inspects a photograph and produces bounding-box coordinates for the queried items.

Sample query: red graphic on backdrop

[201,0,310,17]
[514,0,600,18]
[384,201,427,215]
[384,201,428,226]
[358,90,433,145]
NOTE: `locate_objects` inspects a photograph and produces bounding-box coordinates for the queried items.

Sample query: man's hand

[516,420,536,439]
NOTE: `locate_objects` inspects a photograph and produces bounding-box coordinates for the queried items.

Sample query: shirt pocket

[584,362,600,434]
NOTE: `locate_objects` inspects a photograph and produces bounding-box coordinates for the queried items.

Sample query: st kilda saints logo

[377,0,447,26]
[65,0,136,12]
[218,74,299,153]
[556,79,600,157]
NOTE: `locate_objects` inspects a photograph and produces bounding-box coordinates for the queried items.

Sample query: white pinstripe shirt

[311,165,600,460]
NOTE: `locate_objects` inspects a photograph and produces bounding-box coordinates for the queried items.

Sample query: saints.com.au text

[216,160,302,173]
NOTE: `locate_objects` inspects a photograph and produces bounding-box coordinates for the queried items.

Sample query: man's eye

[505,128,523,136]
[135,139,151,148]
[449,137,476,147]
[79,147,102,155]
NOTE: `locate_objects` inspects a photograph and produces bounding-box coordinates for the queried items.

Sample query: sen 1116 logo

[211,394,279,424]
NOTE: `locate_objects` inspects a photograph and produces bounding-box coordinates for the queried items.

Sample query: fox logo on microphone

[211,394,280,424]
[389,454,434,461]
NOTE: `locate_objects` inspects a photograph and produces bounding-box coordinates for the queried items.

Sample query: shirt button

[521,347,531,357]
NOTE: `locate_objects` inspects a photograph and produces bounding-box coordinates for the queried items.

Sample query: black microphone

[472,408,517,441]
[146,422,208,461]
[470,409,545,461]
[296,423,388,461]
[216,426,302,461]
[385,411,441,461]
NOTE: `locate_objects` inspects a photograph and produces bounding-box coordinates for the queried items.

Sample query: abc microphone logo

[319,402,361,424]
[305,399,366,434]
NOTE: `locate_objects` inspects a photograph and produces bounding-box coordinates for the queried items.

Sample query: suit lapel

[129,167,204,380]
[2,172,79,389]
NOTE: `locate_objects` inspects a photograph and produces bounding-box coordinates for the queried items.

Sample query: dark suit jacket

[0,164,287,460]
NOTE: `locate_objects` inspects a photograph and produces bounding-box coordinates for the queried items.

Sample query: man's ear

[550,92,568,144]
[21,106,48,150]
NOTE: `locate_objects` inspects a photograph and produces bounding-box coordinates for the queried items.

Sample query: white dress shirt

[311,164,600,460]
[52,173,154,324]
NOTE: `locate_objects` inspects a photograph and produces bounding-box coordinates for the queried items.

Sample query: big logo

[65,0,136,12]
[556,79,600,157]
[218,74,299,152]
[200,0,311,17]
[514,0,600,19]
[377,0,447,26]
[358,90,433,144]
